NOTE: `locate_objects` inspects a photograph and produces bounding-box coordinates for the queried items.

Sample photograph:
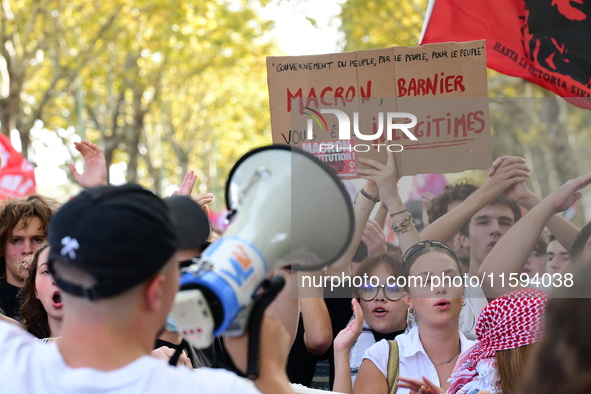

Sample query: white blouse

[362,326,474,394]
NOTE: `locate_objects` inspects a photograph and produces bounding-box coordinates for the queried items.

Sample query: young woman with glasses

[321,148,423,393]
[333,253,407,393]
[353,240,474,394]
[329,151,466,393]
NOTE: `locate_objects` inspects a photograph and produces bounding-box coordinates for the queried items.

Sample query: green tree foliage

[0,0,121,156]
[339,0,427,50]
[0,0,275,207]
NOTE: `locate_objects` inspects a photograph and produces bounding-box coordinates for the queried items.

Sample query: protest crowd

[0,136,589,394]
[2,2,591,394]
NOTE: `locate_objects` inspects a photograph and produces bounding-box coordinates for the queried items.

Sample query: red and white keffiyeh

[448,289,548,394]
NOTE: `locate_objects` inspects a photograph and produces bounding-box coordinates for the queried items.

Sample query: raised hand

[334,298,364,354]
[489,156,536,205]
[501,177,533,205]
[480,156,530,203]
[191,192,213,218]
[172,170,197,196]
[357,150,399,204]
[542,172,591,214]
[363,219,387,256]
[487,155,508,177]
[192,192,213,207]
[68,140,107,188]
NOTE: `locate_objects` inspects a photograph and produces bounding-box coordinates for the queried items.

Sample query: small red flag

[421,0,591,109]
[0,134,36,198]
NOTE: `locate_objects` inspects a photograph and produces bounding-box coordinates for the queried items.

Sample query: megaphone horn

[177,144,354,338]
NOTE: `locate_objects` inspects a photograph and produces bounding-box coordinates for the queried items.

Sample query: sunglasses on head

[402,240,457,265]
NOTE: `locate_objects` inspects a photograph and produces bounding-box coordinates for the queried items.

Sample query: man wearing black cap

[0,184,292,394]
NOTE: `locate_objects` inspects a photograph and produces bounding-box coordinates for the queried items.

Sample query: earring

[459,300,476,334]
[406,307,416,331]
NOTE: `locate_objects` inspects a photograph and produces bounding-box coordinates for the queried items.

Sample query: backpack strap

[387,340,400,394]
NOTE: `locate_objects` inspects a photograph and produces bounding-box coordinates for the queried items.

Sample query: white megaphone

[172,145,353,347]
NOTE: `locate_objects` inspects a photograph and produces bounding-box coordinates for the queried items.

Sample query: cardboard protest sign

[266,40,492,177]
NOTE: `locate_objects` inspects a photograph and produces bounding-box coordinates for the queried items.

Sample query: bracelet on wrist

[389,208,408,217]
[391,213,415,233]
[359,188,381,203]
[353,201,371,215]
[395,222,417,235]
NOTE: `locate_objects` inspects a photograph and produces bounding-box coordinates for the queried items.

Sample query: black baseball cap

[164,195,210,251]
[47,184,182,300]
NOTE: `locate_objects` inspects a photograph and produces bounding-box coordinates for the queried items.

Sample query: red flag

[0,134,36,198]
[421,0,591,109]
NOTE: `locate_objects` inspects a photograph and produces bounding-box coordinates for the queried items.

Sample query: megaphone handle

[168,344,183,366]
[246,275,286,380]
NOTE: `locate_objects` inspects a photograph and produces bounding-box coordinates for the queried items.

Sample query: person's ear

[35,289,39,299]
[403,292,412,310]
[458,232,470,249]
[144,274,166,312]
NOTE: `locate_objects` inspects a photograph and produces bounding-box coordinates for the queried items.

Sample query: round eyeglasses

[358,284,404,302]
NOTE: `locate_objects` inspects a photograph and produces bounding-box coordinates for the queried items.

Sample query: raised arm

[171,171,214,217]
[373,202,389,230]
[420,156,530,244]
[266,268,299,348]
[326,179,380,278]
[363,219,387,257]
[490,156,580,252]
[298,269,333,356]
[478,172,591,299]
[357,151,421,254]
[333,299,364,394]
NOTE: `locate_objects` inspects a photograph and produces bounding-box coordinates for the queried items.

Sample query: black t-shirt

[0,280,22,321]
[200,336,246,377]
[286,313,322,386]
[372,329,404,343]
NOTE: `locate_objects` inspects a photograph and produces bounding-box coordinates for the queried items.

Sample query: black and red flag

[421,0,591,109]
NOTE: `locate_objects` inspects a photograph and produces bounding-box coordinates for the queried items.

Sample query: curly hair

[0,194,59,281]
[19,244,51,339]
[427,181,477,224]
